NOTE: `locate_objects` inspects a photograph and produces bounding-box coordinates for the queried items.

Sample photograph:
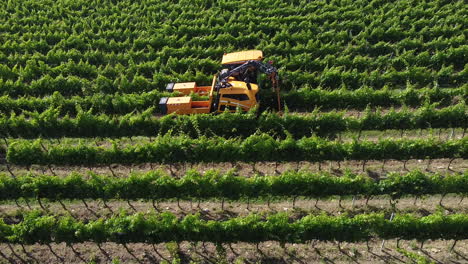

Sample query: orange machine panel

[167,97,192,112]
[164,97,211,114]
[222,50,263,65]
[173,82,196,95]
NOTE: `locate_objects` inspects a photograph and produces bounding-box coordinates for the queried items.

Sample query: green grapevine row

[0,85,465,115]
[0,58,465,95]
[1,211,467,244]
[0,170,466,201]
[266,85,467,112]
[1,31,464,70]
[0,0,466,91]
[1,104,466,138]
[6,135,467,165]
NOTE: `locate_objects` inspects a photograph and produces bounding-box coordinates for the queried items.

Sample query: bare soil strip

[0,239,466,264]
[1,158,466,178]
[1,195,466,222]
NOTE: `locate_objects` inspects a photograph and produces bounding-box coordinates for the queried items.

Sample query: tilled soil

[0,239,467,264]
[1,195,467,222]
[1,158,466,178]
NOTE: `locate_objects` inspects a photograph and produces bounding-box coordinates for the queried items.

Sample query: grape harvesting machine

[159,50,281,115]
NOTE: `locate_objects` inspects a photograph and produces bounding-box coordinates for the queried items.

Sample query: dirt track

[2,158,466,178]
[1,239,467,264]
[1,194,467,222]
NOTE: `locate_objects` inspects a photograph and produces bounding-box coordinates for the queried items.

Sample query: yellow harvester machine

[159,50,280,115]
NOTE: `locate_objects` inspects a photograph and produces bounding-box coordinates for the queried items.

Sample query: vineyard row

[1,63,466,95]
[0,43,466,75]
[0,42,466,71]
[1,0,466,92]
[2,0,463,36]
[0,170,466,201]
[1,104,466,139]
[1,6,464,53]
[5,136,467,165]
[0,85,465,114]
[1,211,467,244]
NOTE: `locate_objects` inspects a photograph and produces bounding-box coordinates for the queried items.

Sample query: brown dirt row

[1,195,466,222]
[0,239,467,264]
[2,158,466,178]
